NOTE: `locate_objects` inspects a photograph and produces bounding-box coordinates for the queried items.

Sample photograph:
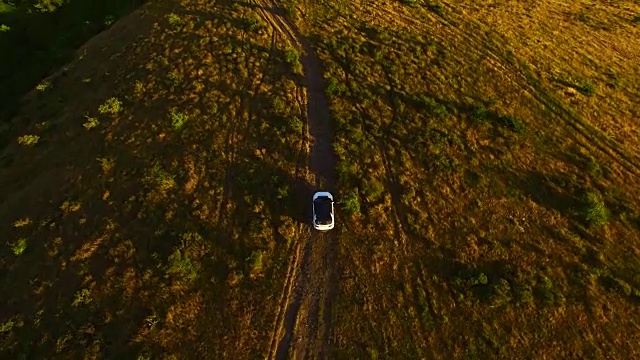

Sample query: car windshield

[314,197,332,222]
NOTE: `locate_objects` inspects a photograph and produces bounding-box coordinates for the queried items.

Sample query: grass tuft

[497,114,525,134]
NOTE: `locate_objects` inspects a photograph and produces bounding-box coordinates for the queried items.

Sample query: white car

[312,191,335,230]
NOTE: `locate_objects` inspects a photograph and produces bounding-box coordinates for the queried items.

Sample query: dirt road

[255,2,338,360]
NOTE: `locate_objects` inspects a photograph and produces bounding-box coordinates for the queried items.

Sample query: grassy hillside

[0,0,147,125]
[1,0,309,357]
[2,0,640,359]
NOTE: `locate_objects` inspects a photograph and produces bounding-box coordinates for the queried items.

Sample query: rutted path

[255,1,338,359]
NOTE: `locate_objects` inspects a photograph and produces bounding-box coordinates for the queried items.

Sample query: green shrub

[362,178,385,202]
[17,134,39,146]
[470,106,488,123]
[9,238,27,255]
[286,115,303,133]
[0,319,14,333]
[498,115,525,134]
[579,83,596,96]
[248,251,264,275]
[170,108,188,129]
[490,278,512,306]
[514,284,534,305]
[36,81,51,91]
[98,97,122,115]
[284,49,299,65]
[83,116,99,130]
[167,249,198,281]
[72,288,92,307]
[343,189,361,215]
[428,3,445,15]
[581,192,609,226]
[402,0,418,7]
[325,77,344,96]
[271,97,287,115]
[168,71,183,88]
[167,13,181,26]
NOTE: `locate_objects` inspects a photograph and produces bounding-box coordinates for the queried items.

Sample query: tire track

[254,2,338,359]
[266,230,303,360]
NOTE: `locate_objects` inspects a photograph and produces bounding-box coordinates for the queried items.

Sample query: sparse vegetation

[305,0,640,358]
[0,3,307,357]
[1,0,640,359]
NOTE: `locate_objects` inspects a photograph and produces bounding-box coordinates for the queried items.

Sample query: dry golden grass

[0,0,311,358]
[295,0,640,358]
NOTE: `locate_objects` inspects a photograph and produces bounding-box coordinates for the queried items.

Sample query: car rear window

[314,197,332,221]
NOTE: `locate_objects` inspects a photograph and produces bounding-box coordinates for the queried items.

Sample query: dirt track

[255,2,338,359]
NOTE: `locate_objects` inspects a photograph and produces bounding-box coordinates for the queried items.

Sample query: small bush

[284,49,302,74]
[98,97,122,115]
[402,0,418,7]
[428,3,444,15]
[167,13,181,26]
[248,251,264,276]
[0,319,14,333]
[13,218,32,228]
[170,108,188,129]
[168,71,183,88]
[470,106,488,123]
[490,278,512,306]
[83,116,99,130]
[167,249,198,281]
[497,115,525,134]
[271,97,287,115]
[325,77,346,96]
[514,284,534,305]
[72,288,92,307]
[343,189,361,215]
[243,14,262,31]
[284,49,300,65]
[287,115,304,134]
[0,24,10,32]
[534,275,565,306]
[581,192,609,226]
[104,15,115,27]
[36,81,51,92]
[362,178,385,202]
[17,134,39,146]
[9,238,27,255]
[579,83,596,96]
[146,164,175,191]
